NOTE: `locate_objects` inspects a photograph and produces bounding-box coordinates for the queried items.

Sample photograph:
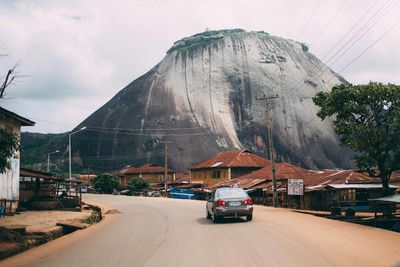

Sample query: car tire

[246,214,253,221]
[206,209,212,219]
[212,214,220,223]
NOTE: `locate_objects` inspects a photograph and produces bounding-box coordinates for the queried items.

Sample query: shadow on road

[196,217,248,225]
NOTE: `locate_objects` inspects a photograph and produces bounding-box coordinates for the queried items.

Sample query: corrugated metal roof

[117,164,176,175]
[303,170,380,189]
[190,150,271,170]
[370,194,400,203]
[0,106,35,126]
[20,168,55,179]
[236,162,313,180]
[327,184,397,189]
[202,161,400,193]
[211,178,268,190]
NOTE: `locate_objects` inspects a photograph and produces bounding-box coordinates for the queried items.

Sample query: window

[159,175,164,182]
[167,175,172,181]
[212,170,220,179]
[217,188,248,198]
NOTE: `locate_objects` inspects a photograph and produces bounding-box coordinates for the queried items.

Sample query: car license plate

[229,201,241,207]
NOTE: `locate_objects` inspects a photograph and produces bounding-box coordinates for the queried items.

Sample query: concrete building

[0,107,35,212]
[117,164,176,187]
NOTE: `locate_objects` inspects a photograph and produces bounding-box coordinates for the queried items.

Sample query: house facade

[189,150,271,186]
[0,107,35,212]
[117,164,176,187]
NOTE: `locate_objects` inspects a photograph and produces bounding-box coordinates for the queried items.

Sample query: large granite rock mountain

[74,29,353,172]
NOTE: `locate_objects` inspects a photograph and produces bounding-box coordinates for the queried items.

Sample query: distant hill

[20,132,69,172]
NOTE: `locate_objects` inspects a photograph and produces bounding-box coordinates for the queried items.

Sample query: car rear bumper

[214,206,253,217]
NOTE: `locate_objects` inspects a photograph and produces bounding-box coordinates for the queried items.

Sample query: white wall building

[0,106,35,212]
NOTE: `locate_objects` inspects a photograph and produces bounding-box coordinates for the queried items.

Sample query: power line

[320,0,381,62]
[296,0,323,40]
[86,125,209,131]
[325,0,397,67]
[309,0,349,47]
[336,19,400,74]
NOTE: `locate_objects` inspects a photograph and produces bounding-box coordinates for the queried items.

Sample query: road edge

[0,199,119,267]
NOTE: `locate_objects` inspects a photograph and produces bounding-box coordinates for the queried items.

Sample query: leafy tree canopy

[93,173,119,194]
[0,128,20,173]
[313,82,400,195]
[127,177,150,192]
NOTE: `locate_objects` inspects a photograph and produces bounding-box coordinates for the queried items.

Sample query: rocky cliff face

[74,29,353,172]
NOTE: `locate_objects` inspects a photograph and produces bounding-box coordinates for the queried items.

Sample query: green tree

[313,82,400,196]
[0,128,20,173]
[127,177,150,192]
[93,173,119,194]
[1,50,23,173]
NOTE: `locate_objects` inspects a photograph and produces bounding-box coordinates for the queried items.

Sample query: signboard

[288,179,304,196]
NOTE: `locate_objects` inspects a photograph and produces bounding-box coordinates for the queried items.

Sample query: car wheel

[206,208,211,219]
[212,215,219,223]
[246,214,253,221]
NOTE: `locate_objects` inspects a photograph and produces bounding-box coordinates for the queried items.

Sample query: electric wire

[325,0,397,67]
[296,0,323,40]
[336,19,400,74]
[320,0,381,62]
[309,0,349,47]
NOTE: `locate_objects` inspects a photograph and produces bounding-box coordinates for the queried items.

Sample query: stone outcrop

[74,29,353,171]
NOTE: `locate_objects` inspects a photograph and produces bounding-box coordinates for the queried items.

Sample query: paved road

[2,194,400,267]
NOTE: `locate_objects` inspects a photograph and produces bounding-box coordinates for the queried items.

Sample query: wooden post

[256,94,279,207]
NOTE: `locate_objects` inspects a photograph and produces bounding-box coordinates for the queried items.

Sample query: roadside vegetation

[127,177,150,193]
[93,173,119,194]
[0,128,20,173]
[313,82,400,195]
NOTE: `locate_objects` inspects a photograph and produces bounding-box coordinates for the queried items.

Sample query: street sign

[288,179,304,195]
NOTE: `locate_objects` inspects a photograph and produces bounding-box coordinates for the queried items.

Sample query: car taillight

[215,199,226,206]
[244,198,253,205]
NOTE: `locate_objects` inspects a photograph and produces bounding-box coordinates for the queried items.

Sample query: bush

[301,43,309,52]
[127,177,150,192]
[93,173,119,194]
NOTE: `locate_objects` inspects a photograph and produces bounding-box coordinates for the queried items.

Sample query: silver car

[206,187,253,223]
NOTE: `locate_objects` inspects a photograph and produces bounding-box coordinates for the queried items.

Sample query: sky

[0,0,399,133]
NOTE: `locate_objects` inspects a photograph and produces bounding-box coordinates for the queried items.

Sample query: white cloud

[0,0,399,132]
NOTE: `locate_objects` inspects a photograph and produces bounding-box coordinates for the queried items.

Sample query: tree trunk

[380,176,391,196]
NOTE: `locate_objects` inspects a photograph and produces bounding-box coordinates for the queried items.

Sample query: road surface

[1,194,400,267]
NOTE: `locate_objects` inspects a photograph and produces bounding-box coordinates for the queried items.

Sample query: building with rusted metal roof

[116,164,176,187]
[0,107,35,213]
[189,150,271,186]
[206,163,400,211]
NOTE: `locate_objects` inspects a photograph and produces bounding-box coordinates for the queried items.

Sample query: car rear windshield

[216,188,248,198]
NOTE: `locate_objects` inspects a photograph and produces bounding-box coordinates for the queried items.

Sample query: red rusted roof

[304,170,379,187]
[209,163,312,190]
[207,163,393,192]
[190,150,271,170]
[117,164,176,175]
[174,173,190,183]
[211,178,268,190]
[117,165,136,175]
[236,162,313,180]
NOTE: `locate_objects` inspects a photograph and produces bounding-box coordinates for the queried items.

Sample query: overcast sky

[1,0,399,133]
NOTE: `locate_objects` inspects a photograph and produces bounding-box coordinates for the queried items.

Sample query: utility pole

[256,94,279,207]
[160,140,172,198]
[47,150,59,172]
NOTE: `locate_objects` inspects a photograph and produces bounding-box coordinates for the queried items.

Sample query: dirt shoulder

[0,199,119,267]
